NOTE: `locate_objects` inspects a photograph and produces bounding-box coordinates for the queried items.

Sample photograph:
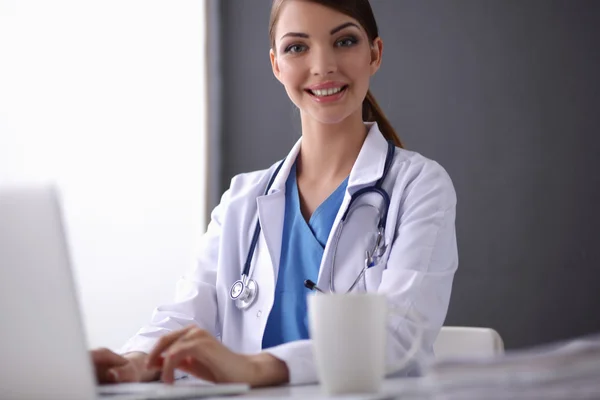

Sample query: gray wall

[214,0,600,350]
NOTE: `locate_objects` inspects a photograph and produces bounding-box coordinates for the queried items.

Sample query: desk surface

[206,377,427,400]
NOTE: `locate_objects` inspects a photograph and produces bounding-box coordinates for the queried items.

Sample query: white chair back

[434,326,504,359]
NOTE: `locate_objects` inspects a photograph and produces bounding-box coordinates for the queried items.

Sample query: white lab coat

[121,122,458,385]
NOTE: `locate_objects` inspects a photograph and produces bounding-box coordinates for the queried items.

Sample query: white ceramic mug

[307,293,422,395]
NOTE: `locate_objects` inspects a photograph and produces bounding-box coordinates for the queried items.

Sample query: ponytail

[362,90,403,148]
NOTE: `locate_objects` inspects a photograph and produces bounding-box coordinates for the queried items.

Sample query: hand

[145,325,289,387]
[91,348,157,384]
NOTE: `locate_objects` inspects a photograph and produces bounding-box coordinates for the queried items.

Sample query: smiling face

[270,0,383,125]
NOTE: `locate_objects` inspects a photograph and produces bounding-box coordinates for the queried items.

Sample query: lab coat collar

[347,121,389,190]
[265,121,389,195]
[266,139,302,195]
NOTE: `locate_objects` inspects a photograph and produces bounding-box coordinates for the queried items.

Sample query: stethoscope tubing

[233,140,395,308]
[329,202,389,293]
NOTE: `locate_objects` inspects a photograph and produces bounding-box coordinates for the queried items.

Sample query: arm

[380,161,458,375]
[265,161,458,385]
[118,189,232,371]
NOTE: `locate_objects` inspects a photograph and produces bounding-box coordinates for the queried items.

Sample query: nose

[309,45,337,76]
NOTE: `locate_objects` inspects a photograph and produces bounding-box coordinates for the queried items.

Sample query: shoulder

[209,160,282,221]
[224,160,283,201]
[390,147,457,210]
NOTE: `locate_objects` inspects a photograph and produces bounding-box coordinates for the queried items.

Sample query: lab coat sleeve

[380,160,458,376]
[264,160,458,385]
[119,189,231,356]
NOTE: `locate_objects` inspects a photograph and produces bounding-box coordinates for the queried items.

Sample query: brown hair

[269,0,403,148]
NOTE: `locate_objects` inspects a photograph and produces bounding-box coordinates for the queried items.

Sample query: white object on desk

[307,293,425,396]
[425,333,600,400]
[433,326,504,359]
[0,185,249,400]
[308,293,388,395]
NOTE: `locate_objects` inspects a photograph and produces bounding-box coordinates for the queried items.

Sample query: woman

[92,0,458,388]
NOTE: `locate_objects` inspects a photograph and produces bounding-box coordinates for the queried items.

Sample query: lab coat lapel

[316,122,391,289]
[255,138,302,285]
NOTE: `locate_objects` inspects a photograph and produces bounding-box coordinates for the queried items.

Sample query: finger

[146,325,196,368]
[91,348,128,367]
[96,366,120,384]
[161,340,209,384]
[177,356,217,383]
[179,325,211,344]
[111,363,141,383]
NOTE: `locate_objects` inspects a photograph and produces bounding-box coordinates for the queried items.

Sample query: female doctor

[92,0,458,388]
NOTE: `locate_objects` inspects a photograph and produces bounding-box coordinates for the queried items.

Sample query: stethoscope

[230,141,395,310]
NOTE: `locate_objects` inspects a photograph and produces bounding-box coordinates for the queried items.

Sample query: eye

[335,36,358,48]
[284,44,307,54]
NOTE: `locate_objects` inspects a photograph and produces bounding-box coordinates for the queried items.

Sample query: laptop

[0,184,249,400]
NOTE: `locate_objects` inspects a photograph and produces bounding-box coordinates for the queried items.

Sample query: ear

[369,37,383,75]
[270,48,283,83]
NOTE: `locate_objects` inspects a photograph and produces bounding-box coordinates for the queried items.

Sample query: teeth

[312,86,344,97]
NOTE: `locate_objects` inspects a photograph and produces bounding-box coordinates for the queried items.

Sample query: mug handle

[384,304,425,376]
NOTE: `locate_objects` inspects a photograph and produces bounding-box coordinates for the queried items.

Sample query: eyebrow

[279,22,361,41]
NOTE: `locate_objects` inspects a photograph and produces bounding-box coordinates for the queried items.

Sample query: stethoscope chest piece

[230,276,258,310]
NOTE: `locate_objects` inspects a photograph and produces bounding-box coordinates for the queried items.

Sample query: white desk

[205,377,427,399]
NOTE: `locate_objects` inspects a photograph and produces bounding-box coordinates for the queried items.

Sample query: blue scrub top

[262,162,348,349]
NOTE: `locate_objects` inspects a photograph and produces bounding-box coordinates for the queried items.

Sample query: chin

[315,116,350,125]
[301,103,353,124]
[308,109,356,125]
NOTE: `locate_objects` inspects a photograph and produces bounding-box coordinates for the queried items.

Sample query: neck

[297,111,367,183]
